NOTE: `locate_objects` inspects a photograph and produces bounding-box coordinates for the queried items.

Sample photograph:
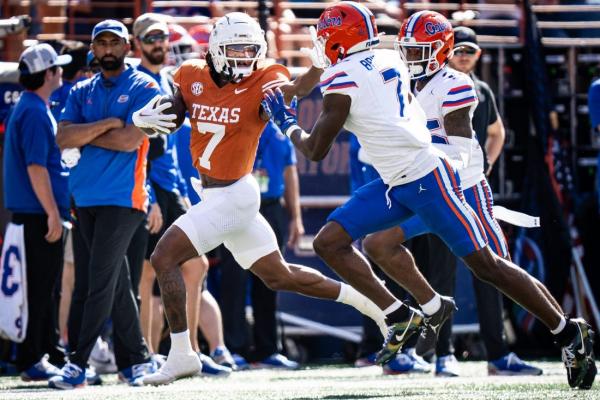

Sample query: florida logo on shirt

[191,82,203,96]
[117,95,129,103]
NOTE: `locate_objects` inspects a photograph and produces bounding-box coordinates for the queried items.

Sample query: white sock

[551,317,567,335]
[382,300,402,315]
[336,283,387,337]
[170,329,193,354]
[420,294,441,316]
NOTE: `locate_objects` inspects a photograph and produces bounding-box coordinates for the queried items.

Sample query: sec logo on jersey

[191,82,203,96]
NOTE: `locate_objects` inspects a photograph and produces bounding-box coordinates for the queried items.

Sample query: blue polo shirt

[50,77,90,121]
[253,121,296,200]
[136,64,187,197]
[61,65,160,210]
[3,91,69,218]
[174,120,199,204]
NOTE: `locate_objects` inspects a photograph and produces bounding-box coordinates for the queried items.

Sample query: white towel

[0,223,28,342]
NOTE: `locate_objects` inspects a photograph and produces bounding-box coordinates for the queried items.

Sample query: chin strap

[222,66,243,83]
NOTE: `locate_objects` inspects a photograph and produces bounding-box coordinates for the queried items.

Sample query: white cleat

[142,351,202,386]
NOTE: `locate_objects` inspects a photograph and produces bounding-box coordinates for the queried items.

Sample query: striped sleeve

[319,69,358,100]
[441,83,478,116]
[261,64,292,93]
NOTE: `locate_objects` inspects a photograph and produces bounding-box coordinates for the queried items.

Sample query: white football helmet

[208,12,267,80]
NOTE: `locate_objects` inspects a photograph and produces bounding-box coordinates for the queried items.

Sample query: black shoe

[579,358,596,390]
[375,308,424,366]
[559,318,595,389]
[415,296,457,357]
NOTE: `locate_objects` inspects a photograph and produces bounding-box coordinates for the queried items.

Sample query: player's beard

[142,48,165,66]
[99,54,125,71]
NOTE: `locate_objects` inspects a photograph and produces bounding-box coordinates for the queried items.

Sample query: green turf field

[1,361,598,400]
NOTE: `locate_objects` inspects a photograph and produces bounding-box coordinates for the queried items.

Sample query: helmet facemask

[314,33,332,68]
[211,43,264,82]
[396,38,444,80]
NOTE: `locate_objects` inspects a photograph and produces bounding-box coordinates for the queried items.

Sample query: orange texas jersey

[173,60,291,180]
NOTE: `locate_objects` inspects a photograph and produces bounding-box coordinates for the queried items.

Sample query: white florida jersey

[415,66,485,189]
[320,49,438,186]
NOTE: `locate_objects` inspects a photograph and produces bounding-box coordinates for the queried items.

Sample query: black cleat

[559,318,595,389]
[579,358,596,390]
[375,308,424,365]
[416,296,457,357]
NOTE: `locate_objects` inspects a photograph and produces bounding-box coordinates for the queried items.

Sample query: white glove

[300,26,329,69]
[61,148,81,168]
[132,94,177,134]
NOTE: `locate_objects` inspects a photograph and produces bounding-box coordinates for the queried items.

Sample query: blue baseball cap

[92,19,129,42]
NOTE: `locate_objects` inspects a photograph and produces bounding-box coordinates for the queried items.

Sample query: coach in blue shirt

[49,20,157,389]
[3,43,71,380]
[219,121,304,369]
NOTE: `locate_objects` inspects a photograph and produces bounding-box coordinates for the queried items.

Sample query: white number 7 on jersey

[196,122,226,170]
[380,68,405,117]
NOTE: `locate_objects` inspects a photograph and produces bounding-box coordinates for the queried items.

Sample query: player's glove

[300,26,328,69]
[132,94,177,135]
[261,88,300,137]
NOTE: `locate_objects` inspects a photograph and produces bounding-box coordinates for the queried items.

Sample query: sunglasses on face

[454,48,478,56]
[141,33,168,45]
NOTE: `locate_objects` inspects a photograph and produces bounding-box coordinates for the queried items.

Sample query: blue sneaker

[48,362,86,389]
[20,355,62,382]
[383,353,414,375]
[85,366,102,386]
[231,353,250,370]
[354,352,377,368]
[405,348,432,373]
[211,346,236,370]
[118,361,157,386]
[199,353,232,377]
[383,349,431,375]
[435,354,460,377]
[488,352,543,376]
[255,353,299,370]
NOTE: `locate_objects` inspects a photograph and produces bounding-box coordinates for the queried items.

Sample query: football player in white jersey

[363,11,544,377]
[262,3,595,389]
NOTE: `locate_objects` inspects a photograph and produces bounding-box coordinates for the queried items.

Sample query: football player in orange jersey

[131,12,418,385]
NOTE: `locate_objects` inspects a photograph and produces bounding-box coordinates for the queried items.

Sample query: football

[139,94,187,136]
[158,94,187,130]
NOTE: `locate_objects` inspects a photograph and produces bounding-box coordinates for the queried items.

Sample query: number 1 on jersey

[196,122,225,170]
[380,68,405,117]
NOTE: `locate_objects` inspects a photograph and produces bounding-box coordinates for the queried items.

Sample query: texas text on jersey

[173,59,290,180]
